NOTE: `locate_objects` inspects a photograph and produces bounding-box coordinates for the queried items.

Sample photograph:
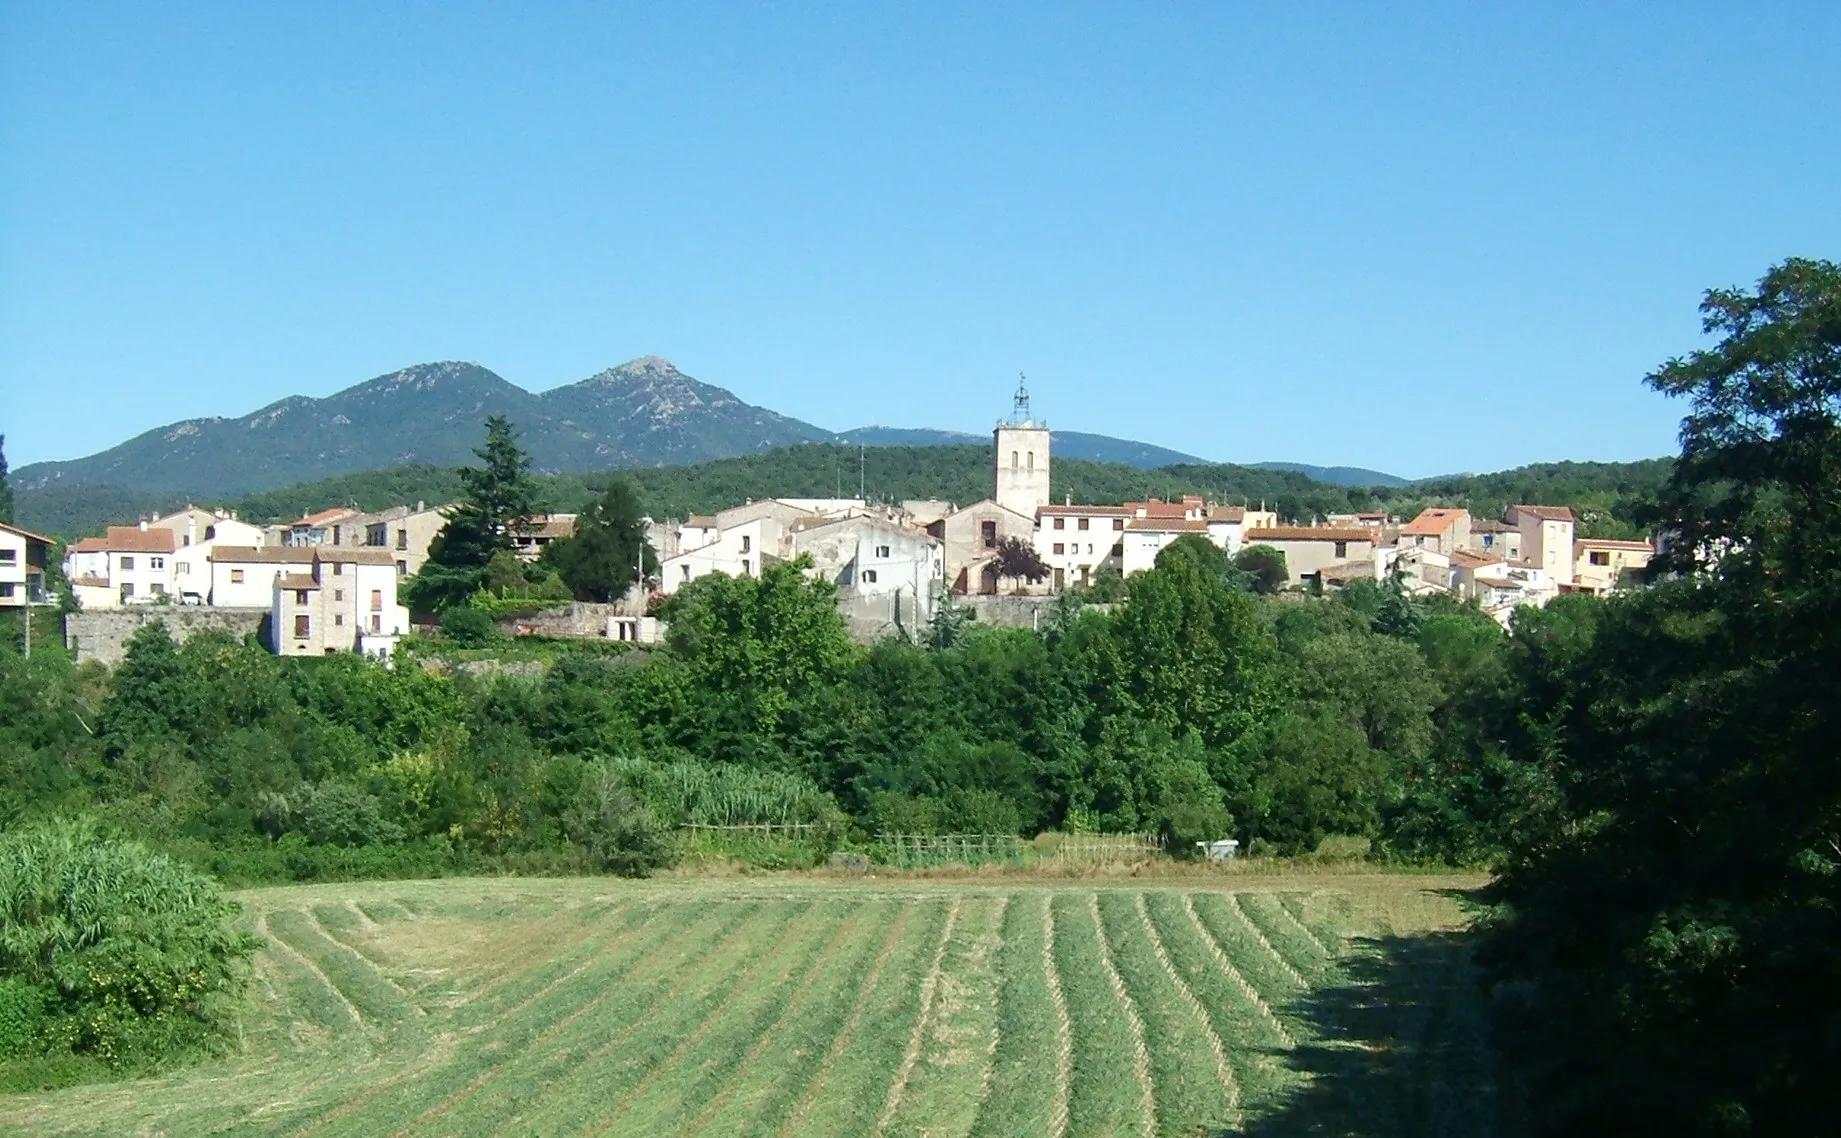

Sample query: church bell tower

[994,375,1051,517]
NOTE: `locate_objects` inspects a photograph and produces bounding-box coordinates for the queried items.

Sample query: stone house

[1242,526,1377,586]
[269,548,409,658]
[1507,504,1576,585]
[1399,507,1471,555]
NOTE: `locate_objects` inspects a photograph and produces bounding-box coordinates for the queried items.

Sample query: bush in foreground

[0,819,259,1076]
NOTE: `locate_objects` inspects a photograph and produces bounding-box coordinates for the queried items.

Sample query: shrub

[438,605,499,646]
[563,767,674,877]
[0,978,47,1058]
[0,818,259,1071]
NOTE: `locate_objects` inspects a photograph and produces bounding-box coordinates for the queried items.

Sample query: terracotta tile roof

[1470,519,1515,533]
[1038,505,1133,516]
[1126,498,1194,519]
[1511,504,1575,522]
[1574,538,1653,551]
[683,515,717,528]
[210,546,309,564]
[314,548,396,567]
[1318,560,1377,581]
[1125,518,1209,534]
[296,507,360,527]
[1245,526,1374,542]
[83,526,179,553]
[1476,575,1526,591]
[1450,549,1503,570]
[0,521,55,544]
[72,575,111,589]
[515,517,576,539]
[1401,508,1468,536]
[277,574,320,590]
[1208,506,1247,522]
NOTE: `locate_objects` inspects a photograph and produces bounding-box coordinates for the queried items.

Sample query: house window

[741,535,752,553]
[0,583,12,598]
[296,590,310,605]
[150,583,166,596]
[150,556,164,569]
[1334,541,1348,558]
[1077,518,1089,530]
[981,521,997,548]
[370,614,382,633]
[335,614,345,627]
[1011,451,1019,470]
[1053,543,1065,555]
[1086,544,1093,555]
[1482,534,1494,548]
[681,565,691,580]
[1590,551,1611,566]
[120,556,135,571]
[230,569,245,584]
[370,590,382,611]
[863,569,878,583]
[294,614,310,638]
[0,549,13,563]
[332,525,342,545]
[741,559,751,575]
[1026,451,1035,471]
[876,545,890,558]
[334,590,344,602]
[1053,517,1065,530]
[176,562,189,576]
[1112,518,1123,530]
[332,561,344,575]
[396,529,408,550]
[397,561,407,577]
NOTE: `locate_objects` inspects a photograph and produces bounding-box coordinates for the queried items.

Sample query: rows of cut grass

[1050,892,1150,1137]
[1096,892,1235,1136]
[266,908,420,1033]
[880,895,1006,1138]
[0,878,1493,1138]
[968,896,1062,1138]
[1235,892,1335,981]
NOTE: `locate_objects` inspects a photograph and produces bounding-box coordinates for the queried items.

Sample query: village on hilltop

[25,382,1655,664]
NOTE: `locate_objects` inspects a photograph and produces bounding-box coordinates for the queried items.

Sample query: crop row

[247,888,1347,1137]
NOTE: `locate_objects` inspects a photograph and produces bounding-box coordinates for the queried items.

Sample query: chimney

[139,519,149,531]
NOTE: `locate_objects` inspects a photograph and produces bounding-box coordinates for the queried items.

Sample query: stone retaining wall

[66,607,270,666]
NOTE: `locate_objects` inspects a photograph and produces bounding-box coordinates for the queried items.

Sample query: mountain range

[11,356,1405,499]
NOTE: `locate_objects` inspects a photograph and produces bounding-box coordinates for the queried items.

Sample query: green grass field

[0,873,1508,1137]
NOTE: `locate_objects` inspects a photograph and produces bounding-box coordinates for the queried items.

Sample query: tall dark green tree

[0,434,13,525]
[405,416,541,612]
[543,480,656,602]
[1483,259,1841,1136]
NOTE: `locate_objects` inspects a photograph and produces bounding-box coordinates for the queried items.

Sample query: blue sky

[3,4,1837,478]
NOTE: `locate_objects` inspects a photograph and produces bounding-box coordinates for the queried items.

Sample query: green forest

[2,258,1837,1135]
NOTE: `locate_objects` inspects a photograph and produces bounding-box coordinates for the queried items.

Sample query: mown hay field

[0,873,1506,1137]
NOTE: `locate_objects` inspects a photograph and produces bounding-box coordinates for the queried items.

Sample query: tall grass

[597,757,843,828]
[0,817,259,1074]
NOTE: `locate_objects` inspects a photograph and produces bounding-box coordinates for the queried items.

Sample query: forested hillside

[17,441,1671,539]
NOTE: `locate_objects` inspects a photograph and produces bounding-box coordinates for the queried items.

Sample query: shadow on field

[1247,903,1524,1137]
